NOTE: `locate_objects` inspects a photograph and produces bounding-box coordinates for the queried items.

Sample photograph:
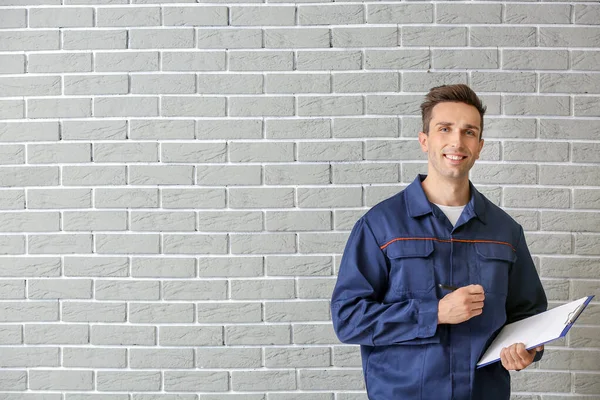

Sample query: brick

[0,325,22,344]
[299,369,364,390]
[270,256,330,277]
[0,144,24,164]
[64,256,127,278]
[97,371,161,391]
[0,347,58,367]
[0,279,24,299]
[512,372,571,393]
[293,323,338,344]
[0,30,59,51]
[62,301,125,322]
[437,3,500,23]
[504,96,569,116]
[367,4,432,23]
[265,28,330,48]
[95,188,158,209]
[299,96,362,116]
[163,51,225,71]
[197,348,262,368]
[575,96,600,117]
[333,346,361,367]
[163,188,225,209]
[229,142,294,162]
[0,100,23,120]
[403,26,466,46]
[540,279,570,301]
[504,187,570,209]
[0,190,25,210]
[232,6,295,26]
[271,395,332,400]
[130,165,193,185]
[366,94,422,115]
[542,211,600,233]
[198,211,262,232]
[30,370,93,391]
[541,257,599,279]
[90,325,156,345]
[198,257,263,277]
[543,73,600,95]
[94,142,157,163]
[28,279,91,299]
[332,163,398,184]
[297,50,361,71]
[128,119,192,140]
[229,188,294,208]
[129,303,194,323]
[402,72,467,92]
[231,279,295,300]
[333,27,397,47]
[471,72,536,93]
[97,6,160,26]
[64,74,128,95]
[130,28,194,49]
[366,139,423,161]
[503,50,569,71]
[230,50,293,71]
[94,96,158,117]
[266,73,329,94]
[164,371,228,392]
[507,4,571,24]
[525,233,572,255]
[541,165,600,186]
[24,324,88,344]
[198,119,262,139]
[267,119,329,139]
[573,142,600,162]
[504,141,568,162]
[0,54,24,73]
[265,347,330,367]
[0,9,26,28]
[575,234,600,255]
[95,51,159,72]
[334,117,398,138]
[299,4,364,25]
[63,29,126,50]
[232,371,296,391]
[0,76,60,97]
[433,49,498,69]
[197,165,261,185]
[198,28,262,49]
[62,120,126,140]
[63,348,126,368]
[298,187,362,208]
[62,166,125,186]
[334,209,367,230]
[0,370,26,390]
[163,280,227,300]
[30,7,93,27]
[132,257,194,278]
[130,348,193,369]
[575,4,600,24]
[95,280,159,300]
[164,6,227,25]
[265,300,330,322]
[163,143,226,163]
[160,326,223,346]
[96,234,159,254]
[27,98,91,119]
[27,143,89,164]
[199,74,263,94]
[29,234,92,254]
[131,74,195,94]
[471,164,536,185]
[0,257,60,277]
[333,72,398,93]
[231,233,296,254]
[265,164,330,185]
[471,27,536,47]
[540,119,600,140]
[163,234,227,254]
[298,141,362,162]
[299,232,348,253]
[298,277,336,299]
[572,280,600,300]
[29,53,91,73]
[230,96,293,117]
[540,27,600,47]
[198,302,262,323]
[162,96,225,117]
[572,51,600,71]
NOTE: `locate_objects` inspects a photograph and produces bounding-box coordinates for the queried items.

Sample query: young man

[331,84,547,400]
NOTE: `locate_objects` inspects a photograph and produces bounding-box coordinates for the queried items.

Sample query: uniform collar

[406,174,487,224]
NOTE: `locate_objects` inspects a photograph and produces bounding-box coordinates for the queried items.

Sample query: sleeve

[330,217,440,346]
[505,226,548,362]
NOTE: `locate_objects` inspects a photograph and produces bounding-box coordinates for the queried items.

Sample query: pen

[438,283,459,291]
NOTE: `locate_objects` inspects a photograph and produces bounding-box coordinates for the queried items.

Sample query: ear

[418,131,429,153]
[475,138,484,160]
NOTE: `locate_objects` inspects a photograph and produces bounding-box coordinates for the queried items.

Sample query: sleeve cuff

[417,299,439,338]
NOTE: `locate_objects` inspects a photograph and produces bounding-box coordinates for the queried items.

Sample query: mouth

[444,154,467,162]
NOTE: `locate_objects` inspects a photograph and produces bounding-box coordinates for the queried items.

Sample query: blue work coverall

[331,175,547,400]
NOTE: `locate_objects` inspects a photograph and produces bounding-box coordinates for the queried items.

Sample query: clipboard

[477,295,594,368]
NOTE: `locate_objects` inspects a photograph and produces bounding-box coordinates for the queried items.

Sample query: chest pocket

[475,243,516,296]
[386,240,435,295]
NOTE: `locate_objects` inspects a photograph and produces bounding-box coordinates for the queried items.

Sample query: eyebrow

[436,122,481,131]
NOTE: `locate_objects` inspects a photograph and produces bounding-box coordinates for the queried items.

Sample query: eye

[466,130,475,136]
[440,127,449,132]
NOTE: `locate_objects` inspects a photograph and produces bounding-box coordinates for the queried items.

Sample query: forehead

[429,101,481,128]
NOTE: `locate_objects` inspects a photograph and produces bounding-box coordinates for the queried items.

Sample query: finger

[500,348,514,370]
[515,343,532,364]
[508,345,523,368]
[467,284,485,294]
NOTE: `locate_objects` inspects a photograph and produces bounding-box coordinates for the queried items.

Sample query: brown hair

[420,84,486,140]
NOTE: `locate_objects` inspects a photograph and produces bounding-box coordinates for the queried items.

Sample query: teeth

[446,155,463,160]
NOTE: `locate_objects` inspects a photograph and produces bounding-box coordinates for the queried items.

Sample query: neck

[421,173,470,207]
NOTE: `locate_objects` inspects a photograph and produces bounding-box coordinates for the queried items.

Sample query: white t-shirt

[433,203,466,226]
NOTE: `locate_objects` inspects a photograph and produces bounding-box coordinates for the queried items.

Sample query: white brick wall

[0,1,599,398]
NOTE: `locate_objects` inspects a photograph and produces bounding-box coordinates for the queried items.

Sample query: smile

[444,154,467,161]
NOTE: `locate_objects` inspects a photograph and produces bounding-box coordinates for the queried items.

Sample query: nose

[447,128,464,147]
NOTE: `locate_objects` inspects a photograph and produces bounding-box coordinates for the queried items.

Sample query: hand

[438,284,485,324]
[500,343,543,371]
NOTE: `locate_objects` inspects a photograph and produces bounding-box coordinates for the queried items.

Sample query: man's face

[418,101,484,181]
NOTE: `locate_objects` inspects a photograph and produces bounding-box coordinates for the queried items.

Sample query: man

[331,84,547,399]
